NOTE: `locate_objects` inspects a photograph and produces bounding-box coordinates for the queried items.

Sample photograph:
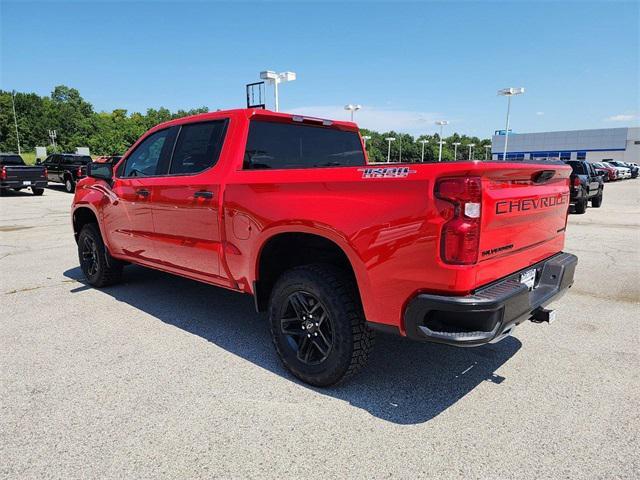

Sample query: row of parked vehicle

[564,159,638,214]
[591,160,638,181]
[0,153,121,195]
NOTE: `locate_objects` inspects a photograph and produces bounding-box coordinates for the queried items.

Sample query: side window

[122,128,172,177]
[169,120,228,175]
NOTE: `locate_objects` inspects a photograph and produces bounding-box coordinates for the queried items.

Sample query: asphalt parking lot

[1,181,638,479]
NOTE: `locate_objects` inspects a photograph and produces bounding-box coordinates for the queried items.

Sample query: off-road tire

[268,264,375,387]
[32,188,44,196]
[78,223,123,287]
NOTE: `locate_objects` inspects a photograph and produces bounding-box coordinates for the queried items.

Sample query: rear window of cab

[243,120,365,170]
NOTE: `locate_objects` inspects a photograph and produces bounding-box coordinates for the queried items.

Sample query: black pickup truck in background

[565,160,604,214]
[0,153,47,196]
[41,153,92,193]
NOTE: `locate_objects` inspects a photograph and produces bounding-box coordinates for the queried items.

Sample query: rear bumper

[402,252,577,347]
[1,180,48,189]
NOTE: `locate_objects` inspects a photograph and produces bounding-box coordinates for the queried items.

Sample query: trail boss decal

[358,167,416,179]
[495,193,569,214]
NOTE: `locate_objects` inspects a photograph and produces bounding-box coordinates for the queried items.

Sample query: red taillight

[77,166,84,177]
[435,177,482,265]
[44,168,48,177]
[572,176,581,187]
[0,166,6,180]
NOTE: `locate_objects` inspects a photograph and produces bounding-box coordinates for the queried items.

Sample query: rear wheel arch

[254,231,363,313]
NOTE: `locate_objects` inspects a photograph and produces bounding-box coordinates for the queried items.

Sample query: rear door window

[168,120,228,175]
[244,120,365,170]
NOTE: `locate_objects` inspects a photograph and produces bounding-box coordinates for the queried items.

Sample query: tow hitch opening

[531,307,556,324]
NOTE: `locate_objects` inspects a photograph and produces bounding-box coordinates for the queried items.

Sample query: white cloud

[604,114,636,122]
[536,111,544,116]
[287,105,440,135]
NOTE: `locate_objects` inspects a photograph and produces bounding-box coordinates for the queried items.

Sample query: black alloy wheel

[80,235,99,278]
[280,291,334,365]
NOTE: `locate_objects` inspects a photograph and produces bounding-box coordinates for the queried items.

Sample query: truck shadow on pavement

[64,265,521,425]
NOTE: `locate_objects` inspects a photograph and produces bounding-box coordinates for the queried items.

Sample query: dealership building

[491,127,640,163]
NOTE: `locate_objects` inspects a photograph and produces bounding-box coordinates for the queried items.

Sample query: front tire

[78,223,123,287]
[268,264,375,387]
[591,190,603,208]
[32,187,44,196]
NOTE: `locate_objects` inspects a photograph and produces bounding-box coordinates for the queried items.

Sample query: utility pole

[48,130,57,151]
[11,91,21,154]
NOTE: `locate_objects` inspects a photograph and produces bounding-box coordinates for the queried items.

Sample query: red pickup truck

[72,109,577,386]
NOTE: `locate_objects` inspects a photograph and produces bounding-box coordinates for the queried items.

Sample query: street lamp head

[435,120,449,126]
[261,70,296,83]
[452,142,461,146]
[468,143,476,147]
[362,135,371,140]
[385,137,396,142]
[260,70,277,81]
[279,71,296,82]
[344,104,362,111]
[419,139,428,144]
[498,87,525,96]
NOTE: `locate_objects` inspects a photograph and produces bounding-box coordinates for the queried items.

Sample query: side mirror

[88,162,113,184]
[36,159,42,165]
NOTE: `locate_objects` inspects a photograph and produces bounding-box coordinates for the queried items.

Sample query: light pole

[362,135,371,148]
[498,87,525,161]
[452,142,461,161]
[418,139,428,162]
[385,137,396,163]
[344,104,361,121]
[484,145,491,161]
[11,91,21,154]
[435,120,449,162]
[260,70,297,112]
[468,143,476,160]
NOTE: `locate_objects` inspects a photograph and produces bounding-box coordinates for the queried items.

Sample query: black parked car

[565,160,604,214]
[40,153,92,193]
[0,153,48,196]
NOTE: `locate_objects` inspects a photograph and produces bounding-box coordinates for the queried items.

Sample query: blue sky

[1,1,638,137]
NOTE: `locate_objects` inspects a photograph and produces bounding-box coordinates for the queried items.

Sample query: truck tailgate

[3,166,47,182]
[479,166,570,261]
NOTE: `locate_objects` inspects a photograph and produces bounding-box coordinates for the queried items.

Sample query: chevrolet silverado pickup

[0,153,47,195]
[71,109,577,386]
[42,153,92,193]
